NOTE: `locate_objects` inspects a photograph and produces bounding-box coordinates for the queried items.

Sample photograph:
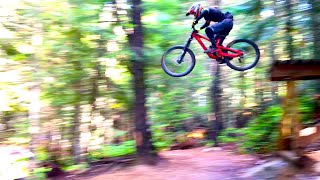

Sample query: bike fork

[177,36,193,64]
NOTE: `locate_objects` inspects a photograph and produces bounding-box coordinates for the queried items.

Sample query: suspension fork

[177,34,193,64]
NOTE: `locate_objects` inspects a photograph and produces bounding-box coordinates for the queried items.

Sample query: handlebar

[191,25,198,33]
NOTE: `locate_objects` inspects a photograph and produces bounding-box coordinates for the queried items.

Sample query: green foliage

[88,140,136,161]
[1,0,320,172]
[148,90,192,128]
[218,128,244,143]
[63,163,88,172]
[219,106,283,153]
[225,1,257,15]
[35,146,50,162]
[299,94,317,124]
[151,124,175,150]
[1,44,19,56]
[204,140,215,147]
[29,167,52,180]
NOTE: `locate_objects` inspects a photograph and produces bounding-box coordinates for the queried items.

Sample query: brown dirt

[53,147,258,180]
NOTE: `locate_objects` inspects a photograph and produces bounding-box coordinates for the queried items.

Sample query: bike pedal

[218,59,226,64]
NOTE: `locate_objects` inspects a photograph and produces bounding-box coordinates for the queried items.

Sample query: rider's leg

[205,27,217,49]
[204,28,218,54]
[217,19,234,64]
[217,35,225,46]
[204,22,226,53]
[204,19,233,53]
[218,19,234,43]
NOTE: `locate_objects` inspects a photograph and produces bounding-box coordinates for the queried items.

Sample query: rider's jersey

[196,8,225,22]
[195,7,233,29]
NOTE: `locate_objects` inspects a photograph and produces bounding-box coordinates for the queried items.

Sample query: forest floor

[54,146,260,180]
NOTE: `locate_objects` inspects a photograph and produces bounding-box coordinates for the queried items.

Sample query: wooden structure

[270,60,320,153]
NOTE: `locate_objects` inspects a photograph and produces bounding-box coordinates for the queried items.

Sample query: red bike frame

[191,32,243,59]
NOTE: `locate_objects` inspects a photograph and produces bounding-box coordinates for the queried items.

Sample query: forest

[0,0,320,179]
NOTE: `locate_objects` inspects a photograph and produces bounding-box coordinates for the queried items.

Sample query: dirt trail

[64,147,258,180]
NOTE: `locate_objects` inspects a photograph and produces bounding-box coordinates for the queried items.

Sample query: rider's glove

[192,20,198,27]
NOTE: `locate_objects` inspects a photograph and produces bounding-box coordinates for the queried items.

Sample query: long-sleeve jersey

[195,7,233,29]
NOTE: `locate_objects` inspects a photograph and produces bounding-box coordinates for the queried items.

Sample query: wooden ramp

[270,60,320,81]
[270,60,320,152]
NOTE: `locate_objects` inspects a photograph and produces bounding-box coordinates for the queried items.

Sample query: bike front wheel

[161,45,196,77]
[225,39,260,71]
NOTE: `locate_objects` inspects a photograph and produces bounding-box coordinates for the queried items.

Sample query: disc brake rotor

[238,50,246,63]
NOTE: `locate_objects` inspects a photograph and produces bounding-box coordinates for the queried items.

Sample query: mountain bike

[161,26,260,77]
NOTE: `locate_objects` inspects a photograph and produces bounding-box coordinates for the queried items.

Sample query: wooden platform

[270,60,320,151]
[270,60,320,81]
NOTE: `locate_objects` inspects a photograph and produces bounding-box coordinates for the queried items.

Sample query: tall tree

[270,0,279,104]
[309,0,320,59]
[70,44,84,164]
[29,27,42,166]
[284,0,294,59]
[309,0,320,93]
[128,0,158,164]
[207,0,223,146]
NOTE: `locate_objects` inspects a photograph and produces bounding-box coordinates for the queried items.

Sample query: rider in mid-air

[186,4,234,58]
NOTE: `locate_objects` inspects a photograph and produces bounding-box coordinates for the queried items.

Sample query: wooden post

[270,60,320,155]
[278,81,301,151]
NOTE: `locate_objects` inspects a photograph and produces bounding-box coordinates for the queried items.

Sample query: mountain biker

[186,4,234,56]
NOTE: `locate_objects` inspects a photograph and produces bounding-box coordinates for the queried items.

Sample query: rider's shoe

[205,47,226,64]
[204,47,218,54]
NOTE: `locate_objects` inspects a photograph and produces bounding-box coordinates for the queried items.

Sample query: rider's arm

[200,20,210,30]
[194,8,208,23]
[194,8,210,30]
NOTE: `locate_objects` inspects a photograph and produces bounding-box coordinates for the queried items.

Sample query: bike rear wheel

[161,45,196,77]
[225,39,260,71]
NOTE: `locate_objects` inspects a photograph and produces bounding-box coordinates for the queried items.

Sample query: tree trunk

[29,83,41,161]
[207,0,222,6]
[310,0,320,59]
[255,73,264,113]
[132,61,157,164]
[29,26,43,167]
[72,102,82,164]
[285,0,294,59]
[270,41,279,104]
[206,0,223,147]
[88,35,104,147]
[252,0,264,42]
[207,64,223,146]
[71,61,84,164]
[128,0,157,164]
[309,1,320,93]
[270,0,280,104]
[240,72,246,106]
